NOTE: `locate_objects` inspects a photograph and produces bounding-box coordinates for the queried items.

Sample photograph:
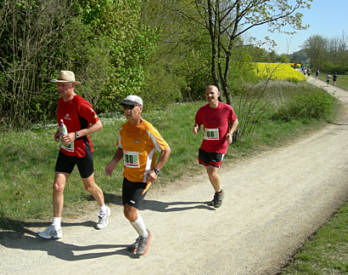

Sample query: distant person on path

[39,70,110,240]
[333,72,338,86]
[315,69,319,79]
[105,95,171,257]
[193,85,239,208]
[326,74,330,86]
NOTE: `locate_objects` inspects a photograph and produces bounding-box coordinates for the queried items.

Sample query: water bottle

[59,119,74,151]
[59,119,68,138]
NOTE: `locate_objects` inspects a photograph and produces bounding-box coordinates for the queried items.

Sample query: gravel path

[1,76,348,275]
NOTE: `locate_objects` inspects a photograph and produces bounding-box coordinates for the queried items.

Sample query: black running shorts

[198,149,224,168]
[122,177,147,209]
[55,151,94,178]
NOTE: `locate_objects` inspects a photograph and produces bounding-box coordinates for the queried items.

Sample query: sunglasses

[123,104,136,110]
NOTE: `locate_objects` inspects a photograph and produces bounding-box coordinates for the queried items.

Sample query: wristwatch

[75,131,80,140]
[153,168,160,175]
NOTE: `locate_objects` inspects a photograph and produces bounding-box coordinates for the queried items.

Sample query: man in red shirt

[193,85,239,208]
[39,70,110,239]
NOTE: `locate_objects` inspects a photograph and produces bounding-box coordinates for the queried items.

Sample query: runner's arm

[146,146,171,183]
[105,147,123,176]
[194,110,202,135]
[62,120,103,145]
[226,118,239,144]
[193,124,200,135]
[75,119,103,137]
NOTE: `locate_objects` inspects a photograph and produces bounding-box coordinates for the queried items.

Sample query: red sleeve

[195,107,203,126]
[229,106,237,123]
[77,99,99,127]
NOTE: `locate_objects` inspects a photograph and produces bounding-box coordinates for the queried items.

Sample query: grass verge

[280,200,348,274]
[319,73,348,90]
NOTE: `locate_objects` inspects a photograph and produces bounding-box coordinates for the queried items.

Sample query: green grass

[318,73,348,90]
[280,201,348,274]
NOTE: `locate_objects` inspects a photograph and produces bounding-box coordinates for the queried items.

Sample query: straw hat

[49,70,81,85]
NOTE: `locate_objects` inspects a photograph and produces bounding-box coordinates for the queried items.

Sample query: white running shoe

[96,206,110,229]
[38,225,62,239]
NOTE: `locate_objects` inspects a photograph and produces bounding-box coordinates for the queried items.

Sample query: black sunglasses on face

[123,104,136,110]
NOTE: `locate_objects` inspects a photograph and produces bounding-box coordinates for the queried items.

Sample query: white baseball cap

[120,95,143,106]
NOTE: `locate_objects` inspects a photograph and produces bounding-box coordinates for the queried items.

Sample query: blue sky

[246,0,348,54]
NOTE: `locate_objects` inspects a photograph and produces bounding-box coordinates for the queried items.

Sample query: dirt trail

[1,76,348,275]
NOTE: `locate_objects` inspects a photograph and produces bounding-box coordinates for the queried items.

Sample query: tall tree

[303,35,328,70]
[327,34,348,70]
[302,33,348,74]
[140,0,212,103]
[177,0,312,104]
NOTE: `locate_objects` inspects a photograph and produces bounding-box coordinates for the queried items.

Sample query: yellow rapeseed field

[254,62,306,82]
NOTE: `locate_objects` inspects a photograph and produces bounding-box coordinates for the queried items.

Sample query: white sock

[100,204,107,213]
[131,214,148,238]
[52,217,61,228]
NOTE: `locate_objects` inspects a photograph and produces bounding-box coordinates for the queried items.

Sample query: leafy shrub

[0,0,158,127]
[140,59,185,109]
[324,62,348,75]
[78,0,158,112]
[273,90,336,121]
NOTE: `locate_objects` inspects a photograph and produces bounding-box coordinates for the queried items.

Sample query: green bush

[138,49,186,109]
[273,90,336,121]
[0,0,158,127]
[323,62,348,75]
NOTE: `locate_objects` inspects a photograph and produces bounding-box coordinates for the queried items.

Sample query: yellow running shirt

[117,119,169,183]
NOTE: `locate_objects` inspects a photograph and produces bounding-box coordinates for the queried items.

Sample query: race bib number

[204,128,219,140]
[124,151,140,168]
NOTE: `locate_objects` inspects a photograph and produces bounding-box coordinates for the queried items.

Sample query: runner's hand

[226,133,233,144]
[193,124,200,135]
[146,170,157,183]
[61,133,74,145]
[105,161,116,176]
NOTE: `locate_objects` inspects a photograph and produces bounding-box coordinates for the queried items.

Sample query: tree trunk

[221,50,232,105]
[207,0,220,88]
[221,81,232,105]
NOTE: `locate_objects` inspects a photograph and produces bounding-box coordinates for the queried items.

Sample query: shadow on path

[0,190,213,261]
[100,193,215,212]
[140,199,214,212]
[0,218,130,260]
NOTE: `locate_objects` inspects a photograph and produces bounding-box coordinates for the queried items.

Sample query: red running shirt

[57,95,99,158]
[195,101,237,154]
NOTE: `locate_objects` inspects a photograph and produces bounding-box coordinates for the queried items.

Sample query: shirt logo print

[64,113,72,120]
